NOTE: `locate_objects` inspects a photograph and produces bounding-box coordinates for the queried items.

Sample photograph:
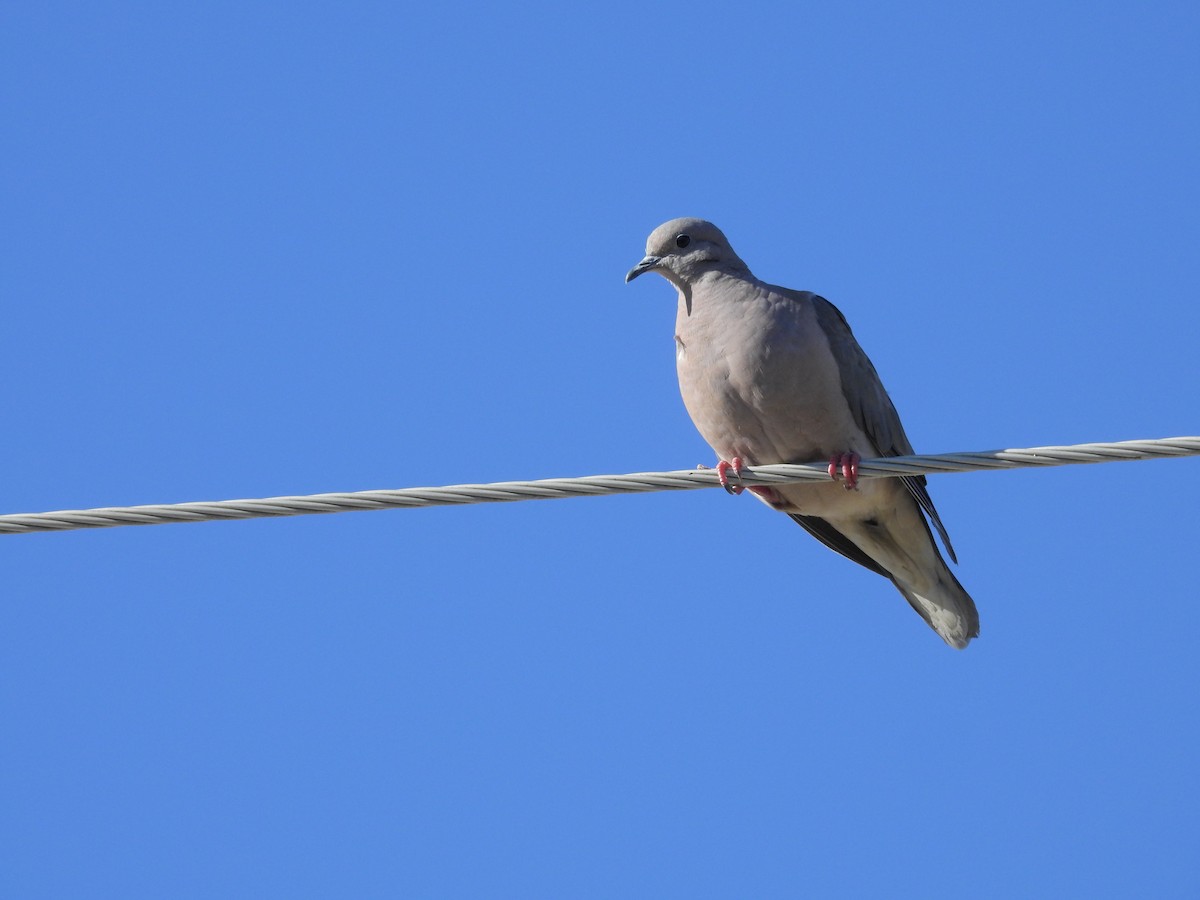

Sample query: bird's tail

[892,565,980,650]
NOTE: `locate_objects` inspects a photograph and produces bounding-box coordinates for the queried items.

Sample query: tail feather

[891,566,979,650]
[788,508,980,649]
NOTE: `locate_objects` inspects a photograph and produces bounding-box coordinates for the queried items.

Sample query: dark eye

[675,233,691,249]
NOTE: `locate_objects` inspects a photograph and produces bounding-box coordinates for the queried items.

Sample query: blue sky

[3,2,1199,897]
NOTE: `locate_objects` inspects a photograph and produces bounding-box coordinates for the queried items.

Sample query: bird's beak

[625,255,662,283]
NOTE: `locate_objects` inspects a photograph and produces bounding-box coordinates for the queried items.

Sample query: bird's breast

[674,284,866,466]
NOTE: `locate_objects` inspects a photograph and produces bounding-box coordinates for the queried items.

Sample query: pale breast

[674,277,869,466]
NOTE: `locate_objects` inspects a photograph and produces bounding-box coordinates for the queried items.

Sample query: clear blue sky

[4,2,1199,897]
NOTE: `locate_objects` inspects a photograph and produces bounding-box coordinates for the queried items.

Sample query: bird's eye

[675,234,691,249]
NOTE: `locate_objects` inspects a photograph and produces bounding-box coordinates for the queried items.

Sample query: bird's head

[625,217,749,289]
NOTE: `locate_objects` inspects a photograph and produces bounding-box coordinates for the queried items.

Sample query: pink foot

[716,457,745,495]
[828,452,861,490]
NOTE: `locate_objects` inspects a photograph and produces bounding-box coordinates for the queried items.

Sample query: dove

[626,218,979,648]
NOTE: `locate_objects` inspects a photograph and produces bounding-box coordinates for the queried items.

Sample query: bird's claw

[828,452,861,490]
[716,457,746,495]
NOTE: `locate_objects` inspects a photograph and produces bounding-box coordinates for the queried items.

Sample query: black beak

[624,255,662,283]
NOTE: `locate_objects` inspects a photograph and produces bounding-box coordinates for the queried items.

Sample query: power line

[1,436,1197,536]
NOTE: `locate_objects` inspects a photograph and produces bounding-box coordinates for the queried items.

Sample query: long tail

[891,564,979,650]
[789,510,980,649]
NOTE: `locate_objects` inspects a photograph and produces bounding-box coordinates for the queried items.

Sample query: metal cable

[2,436,1197,536]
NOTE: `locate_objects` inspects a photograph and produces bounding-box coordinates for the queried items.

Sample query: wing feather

[780,289,958,563]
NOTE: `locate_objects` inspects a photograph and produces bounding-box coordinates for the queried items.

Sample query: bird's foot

[703,459,787,505]
[716,457,745,495]
[828,452,860,490]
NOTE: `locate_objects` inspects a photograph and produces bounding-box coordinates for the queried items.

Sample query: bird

[626,218,979,648]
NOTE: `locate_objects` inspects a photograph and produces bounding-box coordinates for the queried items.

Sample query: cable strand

[1,436,1197,536]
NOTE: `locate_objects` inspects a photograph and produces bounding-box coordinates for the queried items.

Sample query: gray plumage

[626,218,979,648]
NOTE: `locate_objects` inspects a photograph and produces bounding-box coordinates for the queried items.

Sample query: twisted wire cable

[1,436,1197,536]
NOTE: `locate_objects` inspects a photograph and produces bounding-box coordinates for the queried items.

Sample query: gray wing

[783,288,958,564]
